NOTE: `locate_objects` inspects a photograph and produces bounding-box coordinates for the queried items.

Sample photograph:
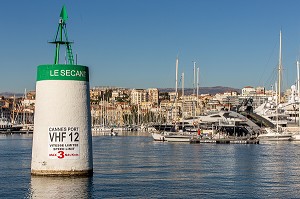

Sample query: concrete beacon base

[31,169,93,177]
[31,64,93,177]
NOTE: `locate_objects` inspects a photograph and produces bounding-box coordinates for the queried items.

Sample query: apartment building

[130,89,147,105]
[147,88,159,105]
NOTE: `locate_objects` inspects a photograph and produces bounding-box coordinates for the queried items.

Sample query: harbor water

[1,133,300,198]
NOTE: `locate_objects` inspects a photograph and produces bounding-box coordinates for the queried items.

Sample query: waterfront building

[0,98,9,108]
[140,101,152,110]
[159,100,176,122]
[90,88,102,102]
[179,95,197,118]
[168,92,177,102]
[90,86,128,103]
[0,106,11,120]
[147,88,159,105]
[22,98,35,107]
[130,89,147,105]
[181,100,194,118]
[255,87,265,95]
[111,90,120,100]
[223,91,238,96]
[242,86,256,96]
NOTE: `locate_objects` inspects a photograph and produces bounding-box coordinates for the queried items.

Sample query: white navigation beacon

[31,6,93,176]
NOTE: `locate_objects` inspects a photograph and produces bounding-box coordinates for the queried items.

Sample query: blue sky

[1,0,300,93]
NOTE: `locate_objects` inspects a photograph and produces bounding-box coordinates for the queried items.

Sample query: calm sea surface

[1,133,300,198]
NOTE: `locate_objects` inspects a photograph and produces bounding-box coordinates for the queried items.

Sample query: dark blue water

[1,133,300,199]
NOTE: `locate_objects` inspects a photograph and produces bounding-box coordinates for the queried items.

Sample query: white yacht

[183,110,262,136]
[151,132,166,141]
[164,133,193,142]
[254,99,290,127]
[151,110,261,142]
[257,128,292,141]
[152,131,194,142]
[291,134,300,141]
[0,116,22,132]
[92,125,113,132]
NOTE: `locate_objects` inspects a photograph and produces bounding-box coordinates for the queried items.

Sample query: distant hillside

[159,86,241,95]
[0,92,23,98]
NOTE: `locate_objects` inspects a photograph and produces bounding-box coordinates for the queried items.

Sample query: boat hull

[291,134,300,141]
[257,133,292,141]
[164,135,192,142]
[151,133,165,141]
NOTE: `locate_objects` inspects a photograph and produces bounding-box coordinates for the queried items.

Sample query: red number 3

[57,151,65,159]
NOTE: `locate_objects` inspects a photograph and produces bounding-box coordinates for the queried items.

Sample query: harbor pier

[190,138,259,144]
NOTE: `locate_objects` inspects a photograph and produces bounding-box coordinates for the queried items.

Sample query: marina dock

[0,130,33,135]
[190,138,259,144]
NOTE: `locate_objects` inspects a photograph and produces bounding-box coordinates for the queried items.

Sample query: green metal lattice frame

[49,6,74,65]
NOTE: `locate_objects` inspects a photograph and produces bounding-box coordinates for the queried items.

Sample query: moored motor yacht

[151,132,166,141]
[257,128,292,141]
[183,110,262,137]
[0,116,22,132]
[151,110,262,142]
[291,134,300,141]
[164,133,194,142]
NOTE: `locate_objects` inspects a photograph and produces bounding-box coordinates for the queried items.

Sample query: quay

[92,131,118,136]
[190,138,259,144]
[0,130,33,135]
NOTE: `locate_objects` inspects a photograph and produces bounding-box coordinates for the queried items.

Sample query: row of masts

[276,30,300,127]
[277,30,300,104]
[173,56,200,121]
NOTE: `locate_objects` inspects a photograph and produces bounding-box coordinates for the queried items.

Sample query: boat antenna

[49,5,74,65]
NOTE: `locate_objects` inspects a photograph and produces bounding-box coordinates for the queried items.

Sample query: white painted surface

[31,80,93,175]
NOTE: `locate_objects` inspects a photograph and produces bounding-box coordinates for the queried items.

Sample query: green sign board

[37,65,89,82]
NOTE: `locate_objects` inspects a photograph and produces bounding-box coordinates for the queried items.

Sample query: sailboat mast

[175,56,179,121]
[175,56,178,97]
[297,60,300,96]
[278,30,282,103]
[182,73,184,100]
[182,72,184,127]
[197,67,199,109]
[275,82,279,132]
[23,88,27,125]
[193,61,196,95]
[193,61,196,117]
[12,95,15,124]
[297,61,300,127]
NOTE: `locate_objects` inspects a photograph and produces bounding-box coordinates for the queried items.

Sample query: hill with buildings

[0,86,241,98]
